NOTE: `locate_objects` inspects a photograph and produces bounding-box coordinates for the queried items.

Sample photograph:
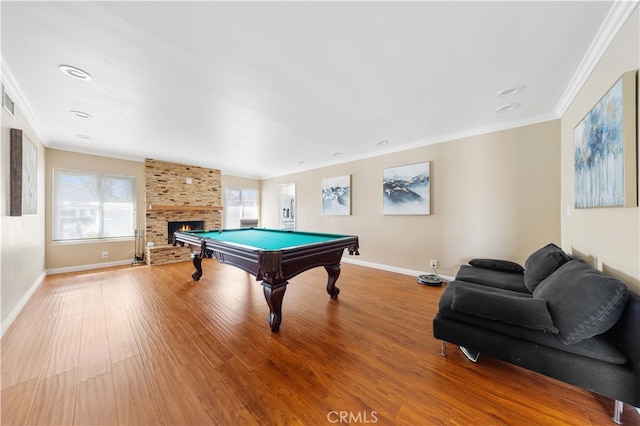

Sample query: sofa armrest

[451,286,558,333]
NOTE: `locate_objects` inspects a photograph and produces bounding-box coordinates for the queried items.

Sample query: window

[53,169,136,241]
[225,188,258,228]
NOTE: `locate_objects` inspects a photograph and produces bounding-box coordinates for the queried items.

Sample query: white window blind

[53,169,136,241]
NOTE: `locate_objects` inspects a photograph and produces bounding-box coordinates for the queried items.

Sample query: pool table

[173,228,360,332]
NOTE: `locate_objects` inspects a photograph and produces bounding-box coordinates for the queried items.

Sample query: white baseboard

[46,259,135,275]
[1,270,46,338]
[342,257,455,282]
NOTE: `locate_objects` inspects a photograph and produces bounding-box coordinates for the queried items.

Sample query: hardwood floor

[2,260,638,425]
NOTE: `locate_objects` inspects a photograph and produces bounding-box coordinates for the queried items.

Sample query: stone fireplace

[144,159,222,265]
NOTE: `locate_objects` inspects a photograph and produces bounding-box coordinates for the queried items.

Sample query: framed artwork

[574,70,637,208]
[322,175,351,215]
[383,161,430,215]
[10,128,38,216]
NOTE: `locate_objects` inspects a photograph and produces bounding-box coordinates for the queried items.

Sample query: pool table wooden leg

[189,241,207,281]
[324,264,341,299]
[263,282,287,332]
[191,254,203,281]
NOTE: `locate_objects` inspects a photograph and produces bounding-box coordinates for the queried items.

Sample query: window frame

[224,187,259,228]
[52,168,137,242]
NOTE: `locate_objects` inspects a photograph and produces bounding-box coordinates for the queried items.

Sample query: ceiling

[0,1,632,178]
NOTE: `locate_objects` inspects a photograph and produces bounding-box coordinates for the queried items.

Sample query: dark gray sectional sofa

[432,243,640,423]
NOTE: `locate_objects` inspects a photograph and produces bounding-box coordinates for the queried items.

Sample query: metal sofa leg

[612,400,623,424]
[440,340,446,357]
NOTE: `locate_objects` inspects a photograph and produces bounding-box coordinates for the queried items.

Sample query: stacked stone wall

[144,158,222,265]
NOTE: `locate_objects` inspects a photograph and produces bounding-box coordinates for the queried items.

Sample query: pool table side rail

[275,236,359,280]
[173,229,358,254]
[190,228,356,239]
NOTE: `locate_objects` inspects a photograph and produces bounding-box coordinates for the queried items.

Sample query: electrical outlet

[102,251,109,259]
[430,259,438,268]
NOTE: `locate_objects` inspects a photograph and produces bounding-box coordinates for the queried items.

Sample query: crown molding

[555,0,639,116]
[47,142,145,163]
[261,112,560,180]
[1,58,48,144]
[400,112,561,151]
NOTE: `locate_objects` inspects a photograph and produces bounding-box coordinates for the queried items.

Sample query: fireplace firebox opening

[168,220,205,244]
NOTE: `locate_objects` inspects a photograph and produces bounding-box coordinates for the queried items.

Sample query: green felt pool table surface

[186,228,354,251]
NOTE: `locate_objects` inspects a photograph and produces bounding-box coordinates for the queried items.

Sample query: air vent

[3,86,15,117]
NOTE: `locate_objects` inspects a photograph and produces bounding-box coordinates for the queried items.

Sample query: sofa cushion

[451,285,558,333]
[438,281,628,364]
[534,260,629,345]
[455,265,528,293]
[469,258,524,274]
[524,243,571,292]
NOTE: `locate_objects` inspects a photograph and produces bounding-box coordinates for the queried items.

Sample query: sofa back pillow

[533,260,629,345]
[524,243,571,292]
[469,258,524,274]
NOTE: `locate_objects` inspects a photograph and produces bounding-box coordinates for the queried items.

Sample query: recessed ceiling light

[59,64,92,81]
[496,85,524,98]
[332,152,342,157]
[70,110,92,119]
[376,140,389,146]
[496,103,520,113]
[75,134,92,139]
[298,161,306,165]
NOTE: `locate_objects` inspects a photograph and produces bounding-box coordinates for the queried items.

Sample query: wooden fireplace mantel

[147,205,223,212]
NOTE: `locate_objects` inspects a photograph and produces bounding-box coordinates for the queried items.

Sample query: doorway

[278,183,295,230]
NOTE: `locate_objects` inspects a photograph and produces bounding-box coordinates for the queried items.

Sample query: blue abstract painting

[574,77,625,208]
[383,162,430,215]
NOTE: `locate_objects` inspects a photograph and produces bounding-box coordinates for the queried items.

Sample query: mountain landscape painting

[322,175,351,215]
[383,162,430,215]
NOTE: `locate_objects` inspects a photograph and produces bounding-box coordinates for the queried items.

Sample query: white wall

[262,120,562,278]
[1,83,47,332]
[44,149,146,271]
